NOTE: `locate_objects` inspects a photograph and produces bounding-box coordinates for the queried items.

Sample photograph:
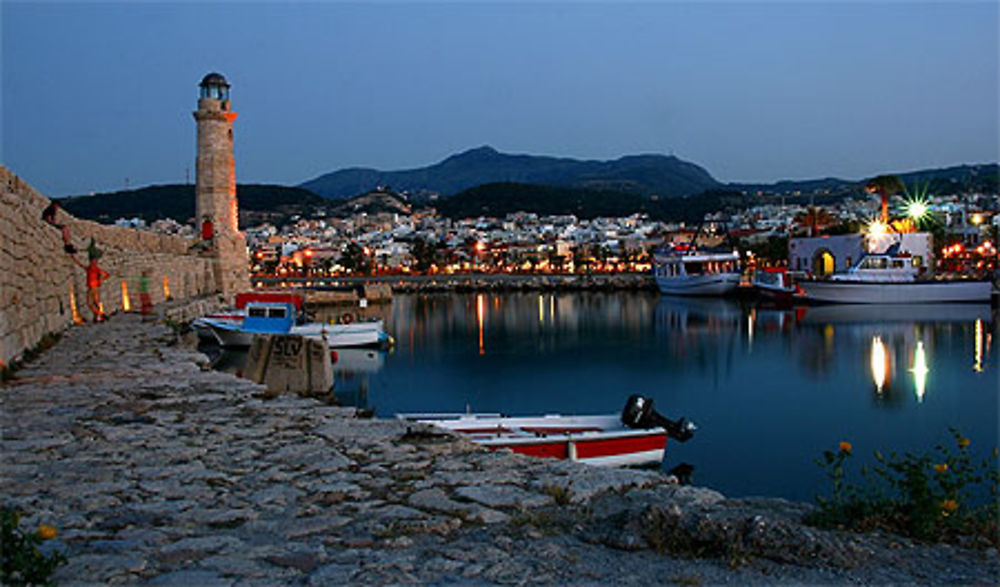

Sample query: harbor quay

[1,306,997,584]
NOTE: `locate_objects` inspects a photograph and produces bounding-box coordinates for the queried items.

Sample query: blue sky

[3,1,997,197]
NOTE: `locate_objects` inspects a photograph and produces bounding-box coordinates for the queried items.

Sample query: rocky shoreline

[1,311,997,584]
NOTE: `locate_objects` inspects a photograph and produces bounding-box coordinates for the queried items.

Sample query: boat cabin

[654,250,740,279]
[831,250,924,282]
[241,302,297,333]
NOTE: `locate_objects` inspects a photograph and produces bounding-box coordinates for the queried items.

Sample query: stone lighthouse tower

[193,72,248,297]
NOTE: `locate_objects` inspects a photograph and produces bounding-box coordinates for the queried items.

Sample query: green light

[905,199,929,221]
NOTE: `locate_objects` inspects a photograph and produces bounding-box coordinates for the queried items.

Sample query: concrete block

[244,334,333,395]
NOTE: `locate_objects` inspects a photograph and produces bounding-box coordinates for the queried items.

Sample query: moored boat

[798,248,993,304]
[201,301,390,349]
[752,267,803,303]
[398,395,695,467]
[653,246,741,296]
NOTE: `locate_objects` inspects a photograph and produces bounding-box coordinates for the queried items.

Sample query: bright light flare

[867,219,888,238]
[871,336,889,393]
[911,341,929,402]
[904,198,929,222]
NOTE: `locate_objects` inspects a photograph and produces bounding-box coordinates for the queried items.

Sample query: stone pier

[1,314,997,584]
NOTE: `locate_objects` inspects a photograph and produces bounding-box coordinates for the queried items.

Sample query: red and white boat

[398,396,695,467]
[752,267,804,303]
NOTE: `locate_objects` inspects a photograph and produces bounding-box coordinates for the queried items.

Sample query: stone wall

[0,166,226,367]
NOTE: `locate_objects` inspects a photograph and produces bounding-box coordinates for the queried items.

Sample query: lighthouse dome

[200,72,230,88]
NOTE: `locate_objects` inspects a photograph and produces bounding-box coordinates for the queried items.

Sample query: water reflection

[870,336,889,394]
[911,341,929,402]
[206,292,997,502]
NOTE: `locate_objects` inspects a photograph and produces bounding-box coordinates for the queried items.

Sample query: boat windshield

[684,262,704,275]
[248,307,267,318]
[860,257,888,270]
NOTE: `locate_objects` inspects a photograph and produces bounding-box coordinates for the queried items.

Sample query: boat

[798,247,993,304]
[200,301,390,349]
[752,267,803,303]
[653,223,742,296]
[192,291,304,341]
[397,395,695,467]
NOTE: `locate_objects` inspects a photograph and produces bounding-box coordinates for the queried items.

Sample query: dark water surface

[219,292,999,502]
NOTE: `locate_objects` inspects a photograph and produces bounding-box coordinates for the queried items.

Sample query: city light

[867,219,888,238]
[904,198,929,223]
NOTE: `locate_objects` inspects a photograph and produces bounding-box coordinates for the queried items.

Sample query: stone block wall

[0,166,229,367]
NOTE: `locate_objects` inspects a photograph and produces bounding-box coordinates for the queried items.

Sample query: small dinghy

[398,395,695,467]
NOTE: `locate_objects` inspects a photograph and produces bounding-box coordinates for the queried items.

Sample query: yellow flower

[38,525,57,540]
[957,437,970,448]
[839,441,852,454]
[933,463,949,474]
[941,500,959,515]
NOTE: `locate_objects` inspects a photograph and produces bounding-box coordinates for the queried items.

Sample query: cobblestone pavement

[2,314,997,584]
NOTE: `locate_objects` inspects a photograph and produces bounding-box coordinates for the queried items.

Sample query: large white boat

[798,249,993,304]
[653,244,741,296]
[200,302,390,348]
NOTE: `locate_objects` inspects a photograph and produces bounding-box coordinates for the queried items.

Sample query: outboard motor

[621,394,696,442]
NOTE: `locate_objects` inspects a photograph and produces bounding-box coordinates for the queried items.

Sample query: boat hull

[656,273,740,296]
[398,413,669,467]
[204,319,386,348]
[798,280,993,304]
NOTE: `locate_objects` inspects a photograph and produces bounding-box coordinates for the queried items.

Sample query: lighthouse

[193,72,248,296]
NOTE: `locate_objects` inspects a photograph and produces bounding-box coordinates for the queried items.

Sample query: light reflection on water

[213,292,998,501]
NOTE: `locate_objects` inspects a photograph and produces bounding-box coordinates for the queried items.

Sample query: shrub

[807,430,999,547]
[1,507,67,585]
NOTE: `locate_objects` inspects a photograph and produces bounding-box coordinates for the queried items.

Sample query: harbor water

[211,291,998,503]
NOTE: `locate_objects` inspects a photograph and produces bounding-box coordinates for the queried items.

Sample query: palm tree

[865,175,906,224]
[794,206,835,237]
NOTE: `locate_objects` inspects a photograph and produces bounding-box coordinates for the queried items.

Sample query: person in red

[72,240,110,322]
[201,215,214,244]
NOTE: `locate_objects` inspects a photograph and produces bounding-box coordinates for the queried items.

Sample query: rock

[454,484,553,509]
[147,569,232,585]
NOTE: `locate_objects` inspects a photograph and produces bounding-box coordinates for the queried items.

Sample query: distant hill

[436,182,749,223]
[60,184,327,227]
[328,190,412,217]
[300,146,721,199]
[730,163,998,196]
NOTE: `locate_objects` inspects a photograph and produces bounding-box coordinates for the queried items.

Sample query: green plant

[807,431,999,547]
[1,507,67,585]
[542,483,572,506]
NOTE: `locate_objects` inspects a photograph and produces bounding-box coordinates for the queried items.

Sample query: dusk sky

[3,1,997,198]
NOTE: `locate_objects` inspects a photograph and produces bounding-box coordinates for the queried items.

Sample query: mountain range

[300,146,721,199]
[58,147,996,226]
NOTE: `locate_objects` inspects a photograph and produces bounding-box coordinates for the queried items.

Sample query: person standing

[41,201,76,254]
[72,241,110,322]
[139,269,153,320]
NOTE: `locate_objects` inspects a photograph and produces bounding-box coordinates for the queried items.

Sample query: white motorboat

[200,302,390,349]
[798,249,993,304]
[653,245,741,296]
[398,395,695,468]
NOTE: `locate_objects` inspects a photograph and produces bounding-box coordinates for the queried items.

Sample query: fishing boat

[653,223,741,296]
[798,246,993,304]
[398,395,695,467]
[752,267,803,303]
[653,245,741,296]
[200,301,390,349]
